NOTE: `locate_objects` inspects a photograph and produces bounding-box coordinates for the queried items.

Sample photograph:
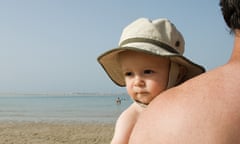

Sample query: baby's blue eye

[144,70,154,74]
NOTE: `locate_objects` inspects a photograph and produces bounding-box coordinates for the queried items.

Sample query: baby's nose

[134,77,145,87]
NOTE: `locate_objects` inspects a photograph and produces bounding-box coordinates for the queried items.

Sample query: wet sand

[0,121,114,144]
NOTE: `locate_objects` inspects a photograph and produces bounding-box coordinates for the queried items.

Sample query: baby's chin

[134,98,152,106]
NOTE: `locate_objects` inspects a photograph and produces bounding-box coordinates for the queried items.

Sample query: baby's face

[119,51,170,105]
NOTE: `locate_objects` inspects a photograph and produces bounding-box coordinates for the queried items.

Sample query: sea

[0,95,132,123]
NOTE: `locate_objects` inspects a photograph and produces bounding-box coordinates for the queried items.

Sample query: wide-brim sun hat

[98,18,205,87]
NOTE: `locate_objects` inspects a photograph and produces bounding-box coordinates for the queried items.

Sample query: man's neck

[229,35,240,63]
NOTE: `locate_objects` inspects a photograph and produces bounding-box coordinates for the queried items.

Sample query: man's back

[129,62,240,143]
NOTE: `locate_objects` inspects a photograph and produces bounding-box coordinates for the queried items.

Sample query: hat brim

[98,42,205,86]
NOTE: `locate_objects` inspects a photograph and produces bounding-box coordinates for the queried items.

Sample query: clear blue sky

[0,0,233,93]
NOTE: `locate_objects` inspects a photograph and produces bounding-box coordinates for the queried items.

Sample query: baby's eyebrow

[122,67,132,71]
[122,69,130,72]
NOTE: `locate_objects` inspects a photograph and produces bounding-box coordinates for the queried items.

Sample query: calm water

[0,95,132,123]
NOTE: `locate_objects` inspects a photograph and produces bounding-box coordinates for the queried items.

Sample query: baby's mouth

[134,92,150,104]
[136,92,149,96]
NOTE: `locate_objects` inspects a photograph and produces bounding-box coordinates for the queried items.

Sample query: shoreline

[0,92,128,97]
[0,121,114,144]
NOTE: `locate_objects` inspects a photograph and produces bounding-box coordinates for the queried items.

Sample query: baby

[98,18,205,144]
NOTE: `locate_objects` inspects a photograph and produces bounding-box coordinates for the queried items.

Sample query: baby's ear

[176,65,187,84]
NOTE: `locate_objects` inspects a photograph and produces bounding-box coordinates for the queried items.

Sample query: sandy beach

[0,121,114,144]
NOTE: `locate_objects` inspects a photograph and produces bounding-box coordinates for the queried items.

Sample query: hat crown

[119,18,185,54]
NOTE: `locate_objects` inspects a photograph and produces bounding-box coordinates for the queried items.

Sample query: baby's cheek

[126,85,134,96]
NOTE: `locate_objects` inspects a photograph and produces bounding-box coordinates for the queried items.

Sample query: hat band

[120,38,180,54]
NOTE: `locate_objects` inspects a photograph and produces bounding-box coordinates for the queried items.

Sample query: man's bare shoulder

[129,69,240,143]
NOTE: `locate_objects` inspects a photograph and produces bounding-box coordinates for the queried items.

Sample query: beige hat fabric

[98,18,205,86]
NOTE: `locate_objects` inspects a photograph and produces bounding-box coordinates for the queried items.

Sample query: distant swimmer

[116,97,121,104]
